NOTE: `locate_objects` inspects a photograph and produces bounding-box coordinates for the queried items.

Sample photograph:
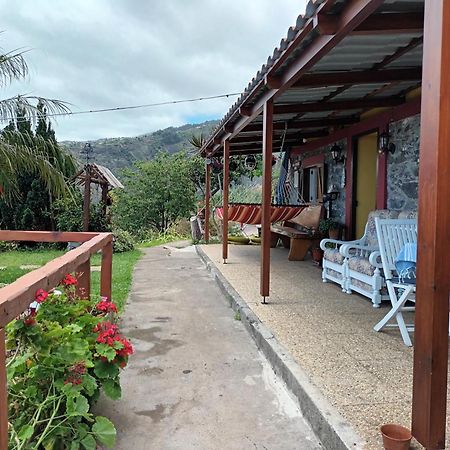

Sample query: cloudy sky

[1,1,307,141]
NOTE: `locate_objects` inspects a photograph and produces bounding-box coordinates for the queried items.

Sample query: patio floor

[200,243,450,449]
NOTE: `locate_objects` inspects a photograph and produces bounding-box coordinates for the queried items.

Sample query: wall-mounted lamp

[205,157,212,165]
[378,131,396,155]
[330,143,345,164]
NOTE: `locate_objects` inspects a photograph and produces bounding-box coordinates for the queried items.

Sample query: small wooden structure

[75,164,123,231]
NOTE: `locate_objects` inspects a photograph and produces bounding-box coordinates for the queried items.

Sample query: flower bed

[6,275,133,449]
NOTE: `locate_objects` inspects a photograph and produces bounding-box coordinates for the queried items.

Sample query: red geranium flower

[35,288,49,303]
[96,300,118,314]
[62,274,78,286]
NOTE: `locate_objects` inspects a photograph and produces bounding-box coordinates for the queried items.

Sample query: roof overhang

[200,0,424,157]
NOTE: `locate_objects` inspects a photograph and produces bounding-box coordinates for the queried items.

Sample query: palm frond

[189,133,205,149]
[0,135,69,203]
[0,95,71,124]
[0,48,29,87]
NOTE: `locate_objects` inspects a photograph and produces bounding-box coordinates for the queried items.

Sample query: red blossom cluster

[93,321,133,366]
[35,288,49,304]
[96,299,118,314]
[62,274,77,286]
[64,362,87,385]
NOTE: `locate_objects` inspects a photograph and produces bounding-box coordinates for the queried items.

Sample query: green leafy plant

[6,277,133,449]
[319,218,339,235]
[112,229,135,253]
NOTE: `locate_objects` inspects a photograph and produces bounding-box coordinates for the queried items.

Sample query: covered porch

[200,243,449,449]
[199,1,449,447]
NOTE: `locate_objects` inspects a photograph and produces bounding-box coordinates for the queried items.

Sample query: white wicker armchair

[321,210,416,307]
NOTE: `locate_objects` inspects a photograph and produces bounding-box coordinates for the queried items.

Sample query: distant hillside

[61,120,219,173]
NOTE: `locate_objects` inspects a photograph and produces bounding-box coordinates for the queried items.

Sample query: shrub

[53,194,110,233]
[7,280,133,449]
[113,229,135,253]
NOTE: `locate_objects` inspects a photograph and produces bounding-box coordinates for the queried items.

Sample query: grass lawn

[0,248,142,311]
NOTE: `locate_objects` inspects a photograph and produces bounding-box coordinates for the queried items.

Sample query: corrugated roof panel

[310,33,423,72]
[276,86,338,103]
[329,83,387,100]
[300,111,336,119]
[371,81,419,97]
[386,44,423,68]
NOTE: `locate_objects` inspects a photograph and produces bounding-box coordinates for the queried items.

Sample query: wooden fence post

[76,259,91,300]
[100,241,113,300]
[0,329,8,450]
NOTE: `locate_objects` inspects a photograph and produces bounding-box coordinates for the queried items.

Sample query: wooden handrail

[0,230,114,450]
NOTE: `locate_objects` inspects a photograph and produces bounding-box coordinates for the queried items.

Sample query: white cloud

[0,0,307,140]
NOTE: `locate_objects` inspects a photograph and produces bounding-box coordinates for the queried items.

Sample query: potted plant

[311,246,324,265]
[319,218,341,239]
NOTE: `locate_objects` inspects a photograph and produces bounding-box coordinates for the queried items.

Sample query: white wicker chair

[321,210,417,307]
[371,218,417,346]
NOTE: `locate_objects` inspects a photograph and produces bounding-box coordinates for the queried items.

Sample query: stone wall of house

[292,138,347,224]
[387,114,420,211]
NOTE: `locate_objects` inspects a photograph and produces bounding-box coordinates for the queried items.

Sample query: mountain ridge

[61,119,219,173]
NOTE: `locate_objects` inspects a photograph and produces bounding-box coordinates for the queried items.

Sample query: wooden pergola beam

[274,97,403,114]
[314,12,423,35]
[353,12,424,35]
[230,130,327,145]
[412,1,450,448]
[291,68,422,88]
[242,117,358,132]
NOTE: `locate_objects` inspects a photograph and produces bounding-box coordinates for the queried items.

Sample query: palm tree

[0,45,73,202]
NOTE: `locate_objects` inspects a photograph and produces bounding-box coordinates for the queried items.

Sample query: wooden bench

[270,205,324,261]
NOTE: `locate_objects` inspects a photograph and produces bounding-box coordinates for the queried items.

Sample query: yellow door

[355,132,378,238]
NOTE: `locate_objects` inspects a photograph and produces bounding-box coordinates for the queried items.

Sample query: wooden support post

[83,167,91,232]
[344,134,354,240]
[376,128,388,209]
[205,161,211,243]
[0,329,7,450]
[100,240,113,300]
[412,1,450,448]
[76,259,91,300]
[260,99,273,303]
[101,185,108,217]
[222,142,230,263]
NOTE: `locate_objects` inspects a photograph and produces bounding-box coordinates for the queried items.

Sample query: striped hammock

[215,203,306,225]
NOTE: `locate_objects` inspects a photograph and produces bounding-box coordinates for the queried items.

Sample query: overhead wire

[1,92,242,123]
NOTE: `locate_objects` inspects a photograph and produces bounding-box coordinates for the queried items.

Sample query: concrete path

[100,245,322,450]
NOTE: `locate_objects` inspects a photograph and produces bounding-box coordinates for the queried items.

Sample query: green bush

[113,229,135,253]
[53,193,110,232]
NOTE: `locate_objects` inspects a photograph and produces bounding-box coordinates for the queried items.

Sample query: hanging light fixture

[330,143,345,164]
[378,131,396,154]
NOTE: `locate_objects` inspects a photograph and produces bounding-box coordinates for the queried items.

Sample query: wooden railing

[0,231,113,450]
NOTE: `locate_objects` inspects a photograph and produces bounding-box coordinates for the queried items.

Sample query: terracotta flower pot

[380,424,412,450]
[329,227,340,240]
[311,248,323,263]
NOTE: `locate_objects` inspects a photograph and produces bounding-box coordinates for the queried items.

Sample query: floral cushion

[398,210,418,219]
[348,256,375,276]
[365,210,400,246]
[324,248,344,264]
